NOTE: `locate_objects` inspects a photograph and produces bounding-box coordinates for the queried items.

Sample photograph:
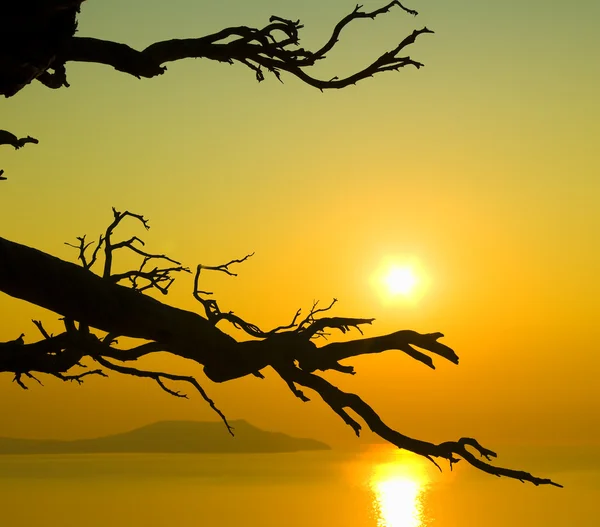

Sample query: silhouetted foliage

[0,1,561,487]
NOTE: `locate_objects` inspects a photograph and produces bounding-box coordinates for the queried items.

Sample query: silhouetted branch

[0,1,431,98]
[0,2,432,182]
[93,354,233,435]
[192,258,354,341]
[287,366,562,487]
[13,371,44,390]
[0,130,39,149]
[56,3,432,92]
[12,374,28,390]
[303,330,459,372]
[65,234,103,270]
[193,254,271,337]
[32,319,52,339]
[52,369,107,384]
[65,209,190,294]
[0,210,561,487]
[310,2,418,62]
[296,299,338,332]
[267,308,303,334]
[301,314,375,339]
[0,130,39,181]
[113,262,190,294]
[103,207,149,278]
[99,340,164,361]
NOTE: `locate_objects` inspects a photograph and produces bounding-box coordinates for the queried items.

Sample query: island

[0,420,330,454]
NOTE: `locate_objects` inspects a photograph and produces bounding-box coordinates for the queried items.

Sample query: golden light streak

[370,450,431,527]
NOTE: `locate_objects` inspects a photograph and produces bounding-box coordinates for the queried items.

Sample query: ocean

[0,446,596,526]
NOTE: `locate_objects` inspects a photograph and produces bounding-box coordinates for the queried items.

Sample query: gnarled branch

[1,2,431,98]
[287,366,562,487]
[57,3,432,92]
[0,210,561,488]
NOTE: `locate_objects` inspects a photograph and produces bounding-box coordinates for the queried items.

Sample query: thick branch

[0,236,237,366]
[0,1,82,97]
[8,1,432,95]
[0,234,560,486]
[304,330,459,371]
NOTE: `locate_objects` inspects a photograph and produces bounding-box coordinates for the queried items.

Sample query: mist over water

[0,446,596,526]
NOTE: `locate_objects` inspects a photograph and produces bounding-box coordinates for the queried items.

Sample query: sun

[384,267,418,296]
[370,257,429,304]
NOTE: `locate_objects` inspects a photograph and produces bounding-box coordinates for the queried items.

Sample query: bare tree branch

[310,2,419,62]
[93,354,233,435]
[0,222,561,487]
[193,254,271,337]
[103,207,149,278]
[65,234,103,270]
[0,2,432,182]
[287,366,562,487]
[64,209,190,296]
[52,369,108,384]
[55,4,432,92]
[302,330,459,372]
[32,319,52,339]
[1,1,431,98]
[0,130,39,181]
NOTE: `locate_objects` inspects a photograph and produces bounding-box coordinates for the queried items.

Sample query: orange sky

[0,0,599,448]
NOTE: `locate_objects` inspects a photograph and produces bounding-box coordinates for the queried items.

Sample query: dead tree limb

[1,2,432,98]
[0,2,431,179]
[0,130,39,180]
[0,211,561,488]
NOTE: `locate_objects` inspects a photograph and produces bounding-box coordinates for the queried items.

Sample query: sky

[0,0,599,449]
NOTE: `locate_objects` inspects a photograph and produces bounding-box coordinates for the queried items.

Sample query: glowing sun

[384,267,418,296]
[371,257,429,304]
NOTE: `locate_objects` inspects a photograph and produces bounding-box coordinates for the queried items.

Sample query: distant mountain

[0,420,330,454]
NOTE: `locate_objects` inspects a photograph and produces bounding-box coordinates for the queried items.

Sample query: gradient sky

[1,0,598,448]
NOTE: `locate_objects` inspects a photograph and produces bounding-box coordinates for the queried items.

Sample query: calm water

[0,446,597,526]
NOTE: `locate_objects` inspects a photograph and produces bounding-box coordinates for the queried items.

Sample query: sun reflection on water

[370,450,431,527]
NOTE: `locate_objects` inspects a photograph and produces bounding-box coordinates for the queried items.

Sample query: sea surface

[0,445,597,526]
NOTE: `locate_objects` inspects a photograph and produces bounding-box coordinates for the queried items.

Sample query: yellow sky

[0,0,599,447]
